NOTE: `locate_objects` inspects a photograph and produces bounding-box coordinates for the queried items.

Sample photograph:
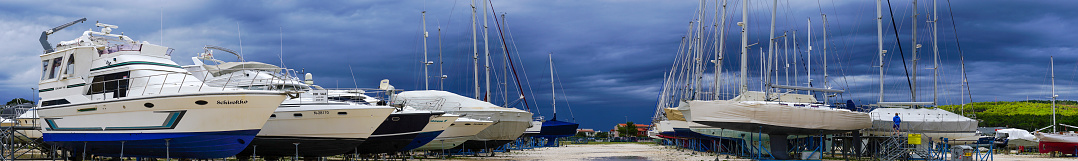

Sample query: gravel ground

[445,143,748,161]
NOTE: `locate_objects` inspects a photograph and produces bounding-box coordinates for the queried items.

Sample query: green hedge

[937,100,1078,131]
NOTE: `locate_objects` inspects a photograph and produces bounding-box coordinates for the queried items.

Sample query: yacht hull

[353,112,436,154]
[536,120,579,137]
[401,115,457,151]
[237,106,394,157]
[414,118,492,151]
[686,100,871,135]
[1037,133,1078,154]
[40,92,284,158]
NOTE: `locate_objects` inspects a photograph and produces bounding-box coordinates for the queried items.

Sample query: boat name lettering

[217,100,248,104]
[313,111,331,114]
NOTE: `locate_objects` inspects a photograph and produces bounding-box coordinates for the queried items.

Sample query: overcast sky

[1,0,1076,130]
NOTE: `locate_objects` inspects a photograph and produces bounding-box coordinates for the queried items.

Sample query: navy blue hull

[351,112,437,154]
[536,120,579,137]
[44,129,260,158]
[400,130,444,151]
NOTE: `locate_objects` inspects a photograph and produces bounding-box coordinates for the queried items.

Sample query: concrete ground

[445,143,747,161]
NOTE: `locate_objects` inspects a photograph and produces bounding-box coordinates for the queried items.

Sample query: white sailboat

[413,117,493,151]
[35,19,287,158]
[1035,56,1078,154]
[184,54,398,157]
[866,0,979,144]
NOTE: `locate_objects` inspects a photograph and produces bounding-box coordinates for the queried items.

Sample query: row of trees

[939,100,1078,130]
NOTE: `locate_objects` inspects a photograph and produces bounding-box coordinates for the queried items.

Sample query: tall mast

[807,19,812,92]
[878,0,884,103]
[550,53,556,119]
[911,0,919,103]
[471,0,480,99]
[693,0,706,99]
[438,27,444,90]
[1052,56,1057,133]
[794,30,798,93]
[784,31,789,88]
[483,0,491,101]
[422,11,430,90]
[714,0,727,100]
[822,14,828,105]
[765,0,777,100]
[932,0,939,106]
[738,0,748,95]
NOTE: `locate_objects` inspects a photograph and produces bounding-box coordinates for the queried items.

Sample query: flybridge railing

[322,88,403,105]
[85,67,301,101]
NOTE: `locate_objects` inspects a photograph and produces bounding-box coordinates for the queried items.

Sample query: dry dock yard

[446,142,729,161]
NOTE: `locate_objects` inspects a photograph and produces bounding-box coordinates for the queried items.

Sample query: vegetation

[938,100,1078,131]
[616,122,640,137]
[6,98,32,105]
[594,132,610,138]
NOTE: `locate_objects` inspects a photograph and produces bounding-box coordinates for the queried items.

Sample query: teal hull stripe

[45,110,187,131]
[90,61,183,71]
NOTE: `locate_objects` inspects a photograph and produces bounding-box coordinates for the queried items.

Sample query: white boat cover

[686,98,871,135]
[1037,132,1078,144]
[868,108,977,133]
[997,128,1038,147]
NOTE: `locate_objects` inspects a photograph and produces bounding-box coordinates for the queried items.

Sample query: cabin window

[293,113,303,117]
[49,57,62,79]
[65,54,75,75]
[337,112,347,115]
[40,60,49,80]
[86,71,131,98]
[270,114,276,118]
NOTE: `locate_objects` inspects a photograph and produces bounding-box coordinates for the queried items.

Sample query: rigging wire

[886,0,916,101]
[946,0,975,114]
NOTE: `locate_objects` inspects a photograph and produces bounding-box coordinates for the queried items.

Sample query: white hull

[259,101,394,139]
[866,108,979,144]
[686,100,871,135]
[421,114,457,133]
[524,120,542,135]
[39,91,284,135]
[414,118,493,150]
[394,90,533,142]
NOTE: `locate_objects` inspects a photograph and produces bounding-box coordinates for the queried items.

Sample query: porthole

[237,139,246,144]
[465,123,471,125]
[338,112,347,115]
[195,100,208,105]
[391,117,400,121]
[294,113,303,117]
[144,103,154,108]
[270,114,276,118]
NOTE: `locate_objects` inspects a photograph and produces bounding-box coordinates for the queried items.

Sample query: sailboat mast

[807,19,812,92]
[483,0,491,101]
[765,0,776,100]
[911,0,919,103]
[422,11,429,90]
[1052,56,1056,133]
[714,0,726,100]
[822,14,828,105]
[472,0,480,99]
[439,27,444,90]
[932,0,940,106]
[550,53,556,119]
[878,0,884,103]
[738,0,748,95]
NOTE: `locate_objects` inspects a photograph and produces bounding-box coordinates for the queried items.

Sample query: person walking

[893,113,902,135]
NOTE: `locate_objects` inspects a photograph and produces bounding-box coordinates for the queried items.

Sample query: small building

[576,129,596,137]
[611,124,650,137]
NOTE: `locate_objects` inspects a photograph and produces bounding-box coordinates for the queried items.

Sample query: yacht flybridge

[183,54,398,157]
[35,19,288,158]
